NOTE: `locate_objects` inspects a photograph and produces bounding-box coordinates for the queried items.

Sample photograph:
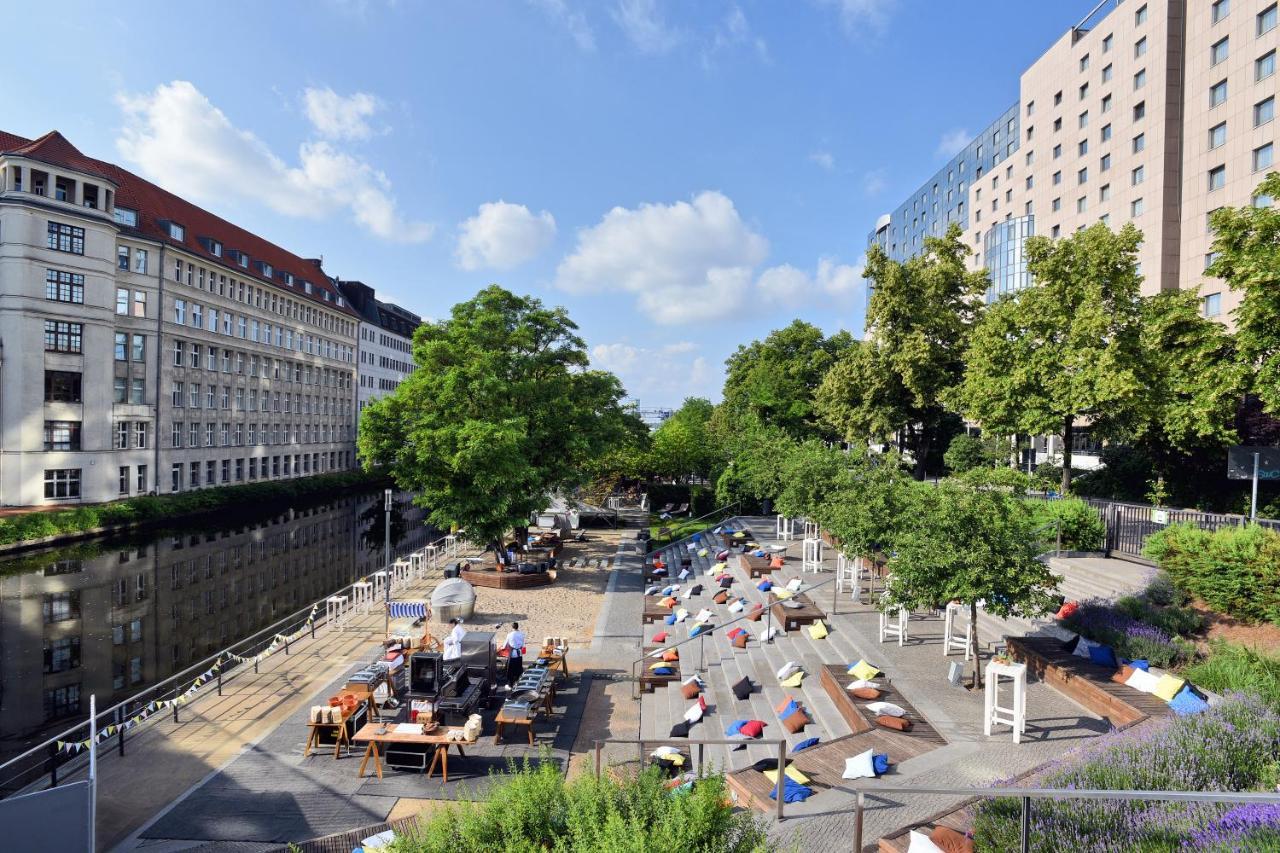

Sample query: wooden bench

[643,600,673,625]
[459,568,553,590]
[637,646,681,693]
[769,592,826,632]
[1007,636,1171,731]
[738,553,775,578]
[819,665,948,745]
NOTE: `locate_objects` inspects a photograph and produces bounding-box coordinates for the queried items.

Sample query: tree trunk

[1061,417,1074,494]
[913,430,931,481]
[970,600,983,689]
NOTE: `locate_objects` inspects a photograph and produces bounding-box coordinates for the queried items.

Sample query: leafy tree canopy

[648,397,724,482]
[357,285,630,545]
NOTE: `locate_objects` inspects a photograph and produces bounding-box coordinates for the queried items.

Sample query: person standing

[442,618,466,662]
[502,621,526,685]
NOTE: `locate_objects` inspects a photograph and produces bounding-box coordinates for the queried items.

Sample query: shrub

[1025,497,1105,552]
[389,758,770,852]
[1113,594,1203,639]
[1144,523,1280,624]
[943,434,990,474]
[1060,599,1195,668]
[973,695,1280,851]
[1184,642,1280,711]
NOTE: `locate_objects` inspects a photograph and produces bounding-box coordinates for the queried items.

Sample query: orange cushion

[930,826,974,853]
[1111,665,1135,685]
[747,605,764,622]
[850,687,881,700]
[733,633,748,649]
[782,708,808,733]
[774,696,795,716]
[662,650,679,662]
[680,681,700,699]
[770,556,785,569]
[713,590,729,604]
[876,715,912,732]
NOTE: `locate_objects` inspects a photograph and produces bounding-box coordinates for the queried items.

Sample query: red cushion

[740,720,765,738]
[1056,601,1079,620]
[653,631,668,643]
[698,695,708,712]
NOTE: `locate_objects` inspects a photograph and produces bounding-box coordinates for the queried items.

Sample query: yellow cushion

[808,620,829,640]
[649,660,674,671]
[667,754,686,767]
[763,766,811,785]
[733,532,746,538]
[780,672,805,688]
[1153,674,1186,702]
[847,660,881,681]
[773,589,794,600]
[698,549,708,557]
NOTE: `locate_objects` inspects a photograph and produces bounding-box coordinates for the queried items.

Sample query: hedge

[0,469,390,548]
[1143,522,1280,625]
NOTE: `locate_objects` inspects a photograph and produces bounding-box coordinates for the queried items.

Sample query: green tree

[1208,172,1280,413]
[884,485,1061,687]
[648,397,723,482]
[816,450,916,567]
[943,433,1000,474]
[959,223,1148,493]
[817,224,989,478]
[722,320,854,441]
[358,285,630,545]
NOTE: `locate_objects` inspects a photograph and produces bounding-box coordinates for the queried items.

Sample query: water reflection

[0,491,432,762]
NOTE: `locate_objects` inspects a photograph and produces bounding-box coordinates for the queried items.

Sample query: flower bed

[1059,598,1197,669]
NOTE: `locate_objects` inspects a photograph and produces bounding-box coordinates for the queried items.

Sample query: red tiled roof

[1,130,356,317]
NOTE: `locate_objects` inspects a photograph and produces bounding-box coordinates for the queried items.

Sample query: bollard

[594,742,603,778]
[173,695,179,724]
[854,790,865,850]
[117,706,125,757]
[217,670,223,697]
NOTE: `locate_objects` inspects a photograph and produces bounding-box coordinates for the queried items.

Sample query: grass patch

[1184,641,1280,710]
[647,515,713,550]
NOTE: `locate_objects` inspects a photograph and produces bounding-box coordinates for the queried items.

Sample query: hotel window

[1210,80,1228,108]
[1101,123,1112,142]
[1133,101,1146,120]
[1212,37,1230,66]
[1261,4,1277,36]
[1078,167,1089,185]
[1209,122,1228,151]
[1203,293,1222,318]
[1079,139,1089,156]
[1259,50,1277,81]
[1134,69,1147,89]
[1103,32,1113,52]
[1054,143,1062,159]
[1080,54,1090,72]
[1079,82,1089,100]
[1256,143,1275,172]
[46,270,84,304]
[1136,4,1148,25]
[1052,197,1062,212]
[1100,184,1112,202]
[1079,111,1089,129]
[1133,133,1146,152]
[1255,97,1275,127]
[44,421,81,451]
[1026,100,1035,115]
[1135,36,1147,58]
[1077,197,1087,213]
[44,321,82,353]
[1101,94,1112,114]
[1052,225,1062,238]
[46,221,84,254]
[1102,63,1113,83]
[1209,165,1227,191]
[1054,90,1063,106]
[1053,117,1062,132]
[44,469,81,500]
[1213,0,1229,23]
[1131,198,1145,216]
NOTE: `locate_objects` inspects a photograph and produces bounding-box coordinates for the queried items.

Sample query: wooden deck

[876,803,979,853]
[818,665,948,744]
[769,592,826,632]
[638,646,682,693]
[726,729,945,813]
[643,599,672,625]
[738,553,773,577]
[458,568,553,590]
[1008,636,1171,731]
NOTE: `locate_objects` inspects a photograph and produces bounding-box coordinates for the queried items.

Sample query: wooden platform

[726,729,944,813]
[643,599,674,625]
[458,568,553,590]
[877,803,979,853]
[819,665,948,744]
[1008,636,1171,731]
[738,553,774,577]
[638,646,682,693]
[769,592,826,632]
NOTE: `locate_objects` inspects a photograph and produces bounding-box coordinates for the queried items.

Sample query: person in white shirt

[502,622,526,685]
[442,618,466,662]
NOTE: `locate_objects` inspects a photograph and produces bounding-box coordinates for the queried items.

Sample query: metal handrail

[0,527,465,796]
[591,736,790,820]
[851,784,1280,853]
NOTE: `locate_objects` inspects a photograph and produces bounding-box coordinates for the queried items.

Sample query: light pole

[383,488,392,638]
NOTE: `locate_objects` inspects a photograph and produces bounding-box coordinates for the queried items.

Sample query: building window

[117,245,130,271]
[43,421,81,451]
[1255,97,1275,127]
[1079,111,1089,129]
[1053,143,1062,159]
[1053,117,1062,132]
[1213,0,1230,23]
[1209,165,1227,191]
[1133,133,1146,153]
[44,684,82,722]
[1131,198,1145,216]
[131,333,145,362]
[1052,197,1062,212]
[1133,101,1146,120]
[134,422,148,449]
[1135,4,1148,25]
[1079,139,1089,156]
[46,222,85,254]
[1256,143,1275,172]
[1102,94,1112,113]
[43,469,81,500]
[1103,33,1113,53]
[43,636,81,674]
[1077,196,1087,213]
[1134,68,1147,89]
[44,320,82,353]
[41,270,86,306]
[1210,80,1228,108]
[44,370,81,403]
[113,376,127,403]
[1259,50,1277,82]
[173,422,183,448]
[171,463,182,492]
[1261,4,1278,36]
[1102,63,1113,83]
[1078,167,1089,185]
[1079,82,1089,100]
[1101,123,1112,142]
[1211,37,1230,66]
[119,466,130,495]
[168,222,185,240]
[1135,36,1147,58]
[1210,122,1228,149]
[114,332,128,361]
[174,299,186,324]
[134,249,148,274]
[114,206,138,227]
[1026,100,1035,116]
[1203,292,1222,318]
[116,287,129,314]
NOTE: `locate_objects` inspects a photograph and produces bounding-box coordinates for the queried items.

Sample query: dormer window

[336,297,345,308]
[234,250,249,268]
[209,239,222,257]
[167,222,185,241]
[113,207,138,227]
[303,281,313,295]
[282,272,294,286]
[259,262,273,278]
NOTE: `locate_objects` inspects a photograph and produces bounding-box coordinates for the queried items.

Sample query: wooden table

[539,649,570,680]
[352,723,470,782]
[768,592,826,632]
[494,710,536,745]
[304,687,373,759]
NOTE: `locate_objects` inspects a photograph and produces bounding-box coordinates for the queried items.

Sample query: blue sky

[4,0,1099,405]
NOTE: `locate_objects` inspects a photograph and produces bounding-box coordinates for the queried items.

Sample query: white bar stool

[943,602,973,660]
[879,606,908,646]
[775,515,795,541]
[984,660,1028,744]
[425,544,440,568]
[393,559,412,588]
[802,538,824,573]
[835,553,861,601]
[444,535,458,559]
[325,595,348,627]
[803,519,820,541]
[351,581,373,613]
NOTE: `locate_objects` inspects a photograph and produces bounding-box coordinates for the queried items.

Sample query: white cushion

[651,746,681,757]
[906,831,946,853]
[728,599,745,613]
[362,830,396,850]
[682,588,695,599]
[675,609,689,623]
[764,627,780,641]
[1124,668,1161,693]
[645,586,659,595]
[687,543,698,550]
[786,578,804,592]
[683,703,703,723]
[681,675,703,687]
[842,749,877,779]
[678,569,690,580]
[846,679,881,690]
[866,701,906,717]
[1072,637,1095,659]
[696,608,713,623]
[776,661,801,681]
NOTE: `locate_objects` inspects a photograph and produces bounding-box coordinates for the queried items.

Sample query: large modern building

[870,0,1278,314]
[0,130,362,506]
[336,279,420,418]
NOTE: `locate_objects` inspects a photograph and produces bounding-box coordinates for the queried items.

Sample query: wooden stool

[984,661,1028,744]
[494,711,535,745]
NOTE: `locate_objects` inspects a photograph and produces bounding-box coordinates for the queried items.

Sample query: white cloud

[703,5,769,67]
[809,150,836,171]
[935,127,971,159]
[816,0,895,36]
[555,191,769,324]
[455,201,557,271]
[116,81,432,243]
[528,0,596,51]
[862,168,887,196]
[614,0,680,54]
[303,87,382,141]
[757,256,865,303]
[591,341,714,401]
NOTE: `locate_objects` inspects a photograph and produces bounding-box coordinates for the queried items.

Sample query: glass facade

[984,215,1035,301]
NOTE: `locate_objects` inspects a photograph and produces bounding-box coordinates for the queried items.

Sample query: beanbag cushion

[683,703,703,723]
[651,666,675,676]
[727,627,745,639]
[1072,637,1095,659]
[770,555,785,569]
[873,753,891,776]
[768,777,812,803]
[659,596,677,608]
[1153,674,1186,702]
[775,697,798,717]
[662,650,679,662]
[677,569,690,580]
[907,830,947,853]
[1129,659,1150,671]
[1125,668,1161,693]
[792,737,820,752]
[669,721,690,738]
[713,590,729,604]
[848,660,881,681]
[739,720,765,738]
[842,749,877,779]
[929,826,974,853]
[786,578,803,592]
[733,632,749,649]
[645,585,659,595]
[662,585,679,595]
[1169,683,1210,716]
[773,589,794,600]
[653,631,668,643]
[748,605,765,622]
[698,548,708,557]
[808,620,829,640]
[689,585,703,596]
[716,550,729,562]
[867,701,906,717]
[782,708,808,733]
[1088,644,1119,669]
[780,672,805,688]
[757,580,773,591]
[1111,665,1135,685]
[763,626,780,641]
[851,687,881,700]
[695,608,713,623]
[876,715,913,731]
[689,623,711,637]
[664,614,677,625]
[680,680,701,699]
[726,720,749,737]
[648,660,674,671]
[728,598,745,613]
[731,677,753,700]
[764,765,811,785]
[754,549,766,557]
[1055,601,1079,620]
[776,661,802,681]
[698,694,708,712]
[675,608,689,622]
[719,577,734,589]
[847,679,880,690]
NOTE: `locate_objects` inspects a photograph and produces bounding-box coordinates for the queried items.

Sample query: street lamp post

[383,488,392,638]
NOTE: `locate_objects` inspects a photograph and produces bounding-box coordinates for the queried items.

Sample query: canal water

[0,490,435,767]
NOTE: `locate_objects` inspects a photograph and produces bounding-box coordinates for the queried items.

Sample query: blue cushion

[792,737,820,753]
[778,700,799,719]
[873,753,890,775]
[1129,659,1150,671]
[1169,684,1210,716]
[1088,644,1118,669]
[690,624,709,637]
[693,534,702,543]
[757,581,773,591]
[754,549,766,557]
[664,614,677,625]
[726,719,748,736]
[768,777,813,802]
[653,666,674,676]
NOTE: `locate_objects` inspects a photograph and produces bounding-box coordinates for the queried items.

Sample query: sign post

[1227,446,1280,522]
